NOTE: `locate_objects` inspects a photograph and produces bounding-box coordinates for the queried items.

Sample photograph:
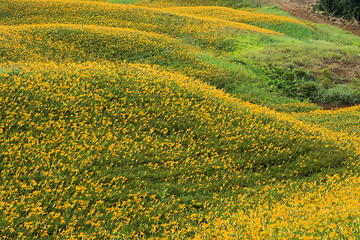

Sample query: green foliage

[319,84,360,105]
[264,64,360,105]
[319,68,336,89]
[298,81,321,99]
[233,23,360,108]
[315,0,360,21]
[264,64,315,98]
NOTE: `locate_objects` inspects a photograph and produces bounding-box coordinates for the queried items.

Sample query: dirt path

[267,0,360,36]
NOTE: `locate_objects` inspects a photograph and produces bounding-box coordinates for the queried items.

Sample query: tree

[317,0,360,21]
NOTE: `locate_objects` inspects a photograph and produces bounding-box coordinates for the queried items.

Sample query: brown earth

[315,101,356,110]
[266,0,360,36]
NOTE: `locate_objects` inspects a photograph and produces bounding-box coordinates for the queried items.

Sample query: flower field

[0,0,280,51]
[195,174,360,239]
[0,22,248,91]
[294,105,360,145]
[162,6,316,38]
[1,0,360,239]
[1,60,359,239]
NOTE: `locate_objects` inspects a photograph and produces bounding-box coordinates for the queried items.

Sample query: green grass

[195,48,312,109]
[315,23,360,45]
[255,5,294,17]
[231,25,360,107]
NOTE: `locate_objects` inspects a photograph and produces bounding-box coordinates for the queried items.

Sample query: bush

[316,0,360,21]
[264,65,315,99]
[319,84,360,105]
[264,64,360,106]
[298,81,321,99]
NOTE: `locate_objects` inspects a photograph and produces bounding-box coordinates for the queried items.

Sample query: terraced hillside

[1,0,360,239]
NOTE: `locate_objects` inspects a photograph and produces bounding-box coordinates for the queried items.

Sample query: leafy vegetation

[1,0,360,239]
[233,30,360,107]
[315,0,360,21]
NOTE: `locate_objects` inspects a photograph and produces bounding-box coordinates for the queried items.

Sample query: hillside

[1,0,360,239]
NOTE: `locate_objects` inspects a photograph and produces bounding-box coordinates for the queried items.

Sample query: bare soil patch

[315,101,356,110]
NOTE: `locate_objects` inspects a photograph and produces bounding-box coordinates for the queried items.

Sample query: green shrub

[298,81,321,99]
[319,84,360,105]
[315,0,360,21]
[264,65,315,99]
[263,64,360,106]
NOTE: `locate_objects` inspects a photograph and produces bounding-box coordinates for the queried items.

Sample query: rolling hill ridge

[1,0,360,238]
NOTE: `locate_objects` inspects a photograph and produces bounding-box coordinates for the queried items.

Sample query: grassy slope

[1,0,360,239]
[0,0,289,105]
[162,6,316,39]
[168,4,360,106]
[0,0,279,50]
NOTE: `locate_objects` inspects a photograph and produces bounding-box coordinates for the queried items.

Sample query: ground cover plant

[162,6,317,39]
[232,28,360,108]
[1,0,360,239]
[0,0,279,51]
